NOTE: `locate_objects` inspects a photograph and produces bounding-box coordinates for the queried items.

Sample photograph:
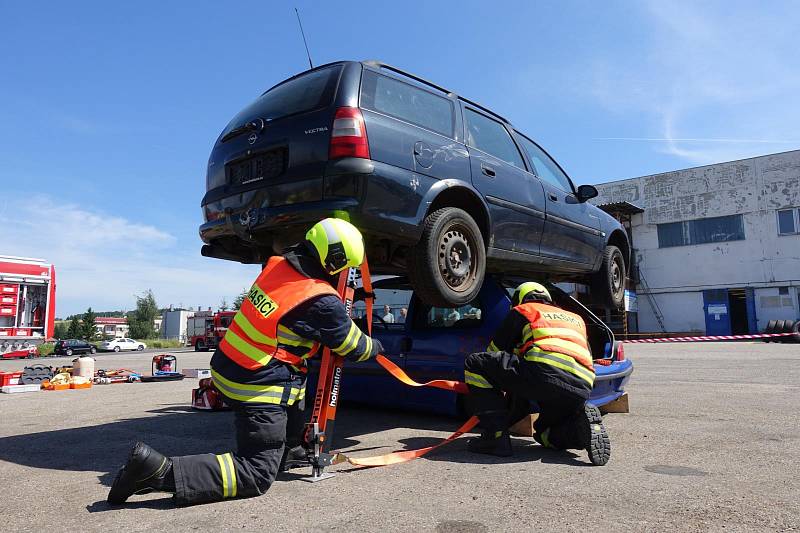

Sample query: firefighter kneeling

[464,282,611,465]
[108,218,384,506]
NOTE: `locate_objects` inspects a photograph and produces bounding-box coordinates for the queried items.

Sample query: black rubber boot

[107,442,174,504]
[583,404,611,466]
[467,431,513,457]
[547,404,611,465]
[279,445,309,472]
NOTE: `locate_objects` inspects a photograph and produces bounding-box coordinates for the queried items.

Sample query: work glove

[370,338,385,358]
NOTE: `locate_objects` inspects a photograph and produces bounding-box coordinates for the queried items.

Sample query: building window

[657,214,745,248]
[777,208,799,235]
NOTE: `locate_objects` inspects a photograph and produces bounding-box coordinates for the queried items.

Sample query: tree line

[55,289,249,340]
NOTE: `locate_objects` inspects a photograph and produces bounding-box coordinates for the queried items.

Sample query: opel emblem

[248,133,258,145]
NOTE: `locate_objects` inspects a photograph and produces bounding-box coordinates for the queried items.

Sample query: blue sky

[1,1,798,316]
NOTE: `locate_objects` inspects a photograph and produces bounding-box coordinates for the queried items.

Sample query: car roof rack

[362,60,510,124]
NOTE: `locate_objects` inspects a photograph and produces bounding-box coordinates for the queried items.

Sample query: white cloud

[525,1,800,167]
[0,195,258,316]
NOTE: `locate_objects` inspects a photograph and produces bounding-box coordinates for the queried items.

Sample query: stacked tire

[762,319,800,343]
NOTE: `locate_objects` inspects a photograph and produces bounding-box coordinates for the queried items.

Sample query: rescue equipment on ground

[192,377,229,410]
[20,364,53,385]
[140,354,184,382]
[73,356,95,379]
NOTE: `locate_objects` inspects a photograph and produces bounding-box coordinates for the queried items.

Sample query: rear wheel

[591,245,626,310]
[65,349,73,357]
[407,207,485,308]
[137,345,144,351]
[90,347,97,354]
[195,340,207,352]
[114,346,121,352]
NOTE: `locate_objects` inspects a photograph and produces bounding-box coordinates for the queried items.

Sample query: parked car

[100,338,146,352]
[308,276,633,416]
[53,339,96,357]
[200,61,630,309]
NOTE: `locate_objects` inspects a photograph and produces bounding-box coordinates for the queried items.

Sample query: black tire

[407,207,486,308]
[791,321,800,343]
[65,349,73,357]
[780,320,796,343]
[137,345,144,351]
[90,347,97,354]
[195,340,207,352]
[765,320,778,334]
[114,346,121,352]
[591,245,626,310]
[775,320,786,338]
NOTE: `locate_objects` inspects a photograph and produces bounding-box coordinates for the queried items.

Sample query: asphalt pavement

[0,343,798,532]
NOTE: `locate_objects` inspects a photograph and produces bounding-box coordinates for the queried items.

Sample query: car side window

[464,109,526,169]
[423,300,483,329]
[360,71,455,138]
[353,288,413,330]
[516,135,574,192]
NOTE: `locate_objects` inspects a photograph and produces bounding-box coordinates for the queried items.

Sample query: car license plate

[228,149,286,185]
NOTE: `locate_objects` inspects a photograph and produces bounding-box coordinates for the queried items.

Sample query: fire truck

[187,310,235,351]
[0,256,56,359]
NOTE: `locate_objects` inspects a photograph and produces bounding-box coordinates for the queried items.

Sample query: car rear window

[220,65,342,137]
[360,70,454,137]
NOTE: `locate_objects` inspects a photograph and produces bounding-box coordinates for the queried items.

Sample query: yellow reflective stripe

[355,334,373,362]
[521,324,534,344]
[534,337,591,359]
[297,387,306,401]
[216,454,230,498]
[464,370,493,389]
[223,329,273,366]
[333,321,359,355]
[212,369,292,404]
[225,453,237,498]
[233,313,278,347]
[277,325,314,348]
[487,341,500,352]
[531,327,588,344]
[524,350,595,385]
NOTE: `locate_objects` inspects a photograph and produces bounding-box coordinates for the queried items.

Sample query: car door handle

[548,193,558,202]
[481,165,496,177]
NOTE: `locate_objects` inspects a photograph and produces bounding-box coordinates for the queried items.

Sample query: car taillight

[615,342,625,361]
[329,107,370,160]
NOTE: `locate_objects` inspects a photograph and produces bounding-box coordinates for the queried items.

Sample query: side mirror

[576,184,599,203]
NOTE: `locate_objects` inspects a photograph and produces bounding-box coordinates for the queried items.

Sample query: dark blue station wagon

[200,61,630,308]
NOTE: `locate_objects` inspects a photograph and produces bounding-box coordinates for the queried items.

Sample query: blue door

[703,289,731,336]
[745,288,758,334]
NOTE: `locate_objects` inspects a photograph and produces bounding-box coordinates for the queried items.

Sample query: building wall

[595,150,800,333]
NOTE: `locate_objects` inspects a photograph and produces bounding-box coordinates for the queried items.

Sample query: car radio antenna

[294,7,314,69]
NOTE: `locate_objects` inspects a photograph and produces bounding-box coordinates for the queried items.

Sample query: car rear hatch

[203,64,345,218]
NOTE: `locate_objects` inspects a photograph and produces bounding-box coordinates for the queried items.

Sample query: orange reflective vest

[514,302,595,386]
[219,256,338,372]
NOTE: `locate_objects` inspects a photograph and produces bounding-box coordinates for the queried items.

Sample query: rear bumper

[199,158,432,263]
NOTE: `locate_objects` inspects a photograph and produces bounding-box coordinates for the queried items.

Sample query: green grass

[137,339,184,349]
[37,342,55,356]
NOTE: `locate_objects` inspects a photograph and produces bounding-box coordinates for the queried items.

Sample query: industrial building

[594,149,800,335]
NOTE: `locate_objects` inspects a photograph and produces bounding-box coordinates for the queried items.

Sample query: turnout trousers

[464,351,586,446]
[170,391,306,506]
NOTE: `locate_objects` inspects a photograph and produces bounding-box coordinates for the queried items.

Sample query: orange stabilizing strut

[302,258,478,481]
